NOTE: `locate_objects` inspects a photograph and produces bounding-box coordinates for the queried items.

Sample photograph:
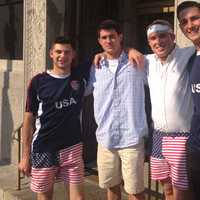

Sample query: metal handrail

[13,123,23,190]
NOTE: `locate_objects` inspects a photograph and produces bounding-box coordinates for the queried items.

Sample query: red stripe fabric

[151,136,189,189]
[30,143,84,193]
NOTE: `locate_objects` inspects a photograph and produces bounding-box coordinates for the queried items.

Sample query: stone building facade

[0,0,197,164]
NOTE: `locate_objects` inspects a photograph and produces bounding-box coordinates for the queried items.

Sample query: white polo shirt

[146,45,195,133]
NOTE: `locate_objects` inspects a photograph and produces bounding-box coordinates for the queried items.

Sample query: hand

[128,48,145,69]
[93,53,107,68]
[18,157,31,177]
[70,80,80,90]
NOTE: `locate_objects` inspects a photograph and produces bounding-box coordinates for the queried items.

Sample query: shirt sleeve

[84,64,95,96]
[25,76,39,115]
[143,57,149,85]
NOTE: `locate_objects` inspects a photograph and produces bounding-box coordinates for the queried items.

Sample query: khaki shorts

[97,142,144,194]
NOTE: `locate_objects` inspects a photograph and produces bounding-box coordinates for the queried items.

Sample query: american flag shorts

[150,130,189,190]
[30,143,84,193]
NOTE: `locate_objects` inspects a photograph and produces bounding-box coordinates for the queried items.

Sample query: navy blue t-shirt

[188,54,200,151]
[26,71,86,153]
[190,55,200,115]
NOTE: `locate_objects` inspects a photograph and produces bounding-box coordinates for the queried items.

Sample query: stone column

[175,0,200,47]
[120,0,136,47]
[23,0,47,88]
[23,0,66,85]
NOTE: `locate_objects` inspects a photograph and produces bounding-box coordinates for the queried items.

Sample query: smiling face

[98,29,122,59]
[148,31,175,62]
[179,6,200,47]
[50,43,75,72]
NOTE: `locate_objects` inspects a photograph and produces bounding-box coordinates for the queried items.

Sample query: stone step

[0,164,123,200]
[0,163,163,200]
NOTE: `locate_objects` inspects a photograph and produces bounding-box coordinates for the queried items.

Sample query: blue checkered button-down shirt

[87,51,148,149]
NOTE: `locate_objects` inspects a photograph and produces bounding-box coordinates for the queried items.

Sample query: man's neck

[105,49,122,59]
[51,66,71,76]
[195,43,200,52]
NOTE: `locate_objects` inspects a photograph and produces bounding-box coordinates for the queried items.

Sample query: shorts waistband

[154,129,190,137]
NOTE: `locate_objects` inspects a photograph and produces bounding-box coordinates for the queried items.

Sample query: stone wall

[0,60,24,164]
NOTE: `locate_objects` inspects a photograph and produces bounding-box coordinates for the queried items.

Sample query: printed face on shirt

[98,29,122,58]
[179,7,200,45]
[148,32,175,61]
[50,43,75,70]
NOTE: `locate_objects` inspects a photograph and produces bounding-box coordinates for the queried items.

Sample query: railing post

[148,161,151,200]
[17,127,21,190]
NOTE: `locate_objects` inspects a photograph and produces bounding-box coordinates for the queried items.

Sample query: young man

[177,1,200,199]
[95,19,195,200]
[19,37,85,200]
[86,20,148,200]
[145,20,194,200]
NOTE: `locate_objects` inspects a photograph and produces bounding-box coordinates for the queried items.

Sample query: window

[0,0,23,59]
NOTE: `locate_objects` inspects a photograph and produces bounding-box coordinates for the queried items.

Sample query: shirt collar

[99,50,128,67]
[196,51,200,56]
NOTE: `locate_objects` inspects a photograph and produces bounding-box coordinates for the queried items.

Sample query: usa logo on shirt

[70,80,80,91]
[191,83,200,93]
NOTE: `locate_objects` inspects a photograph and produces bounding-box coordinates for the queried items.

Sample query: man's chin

[156,52,168,59]
[105,49,114,53]
[156,51,166,57]
[58,62,68,67]
[58,65,65,68]
[188,35,200,44]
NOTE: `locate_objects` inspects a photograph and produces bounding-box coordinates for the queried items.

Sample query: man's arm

[84,65,95,96]
[18,112,35,176]
[93,48,145,68]
[127,48,145,68]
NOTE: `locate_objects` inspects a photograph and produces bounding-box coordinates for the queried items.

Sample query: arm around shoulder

[84,65,96,96]
[127,48,145,68]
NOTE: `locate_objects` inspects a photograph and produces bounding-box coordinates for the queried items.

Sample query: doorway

[135,0,174,54]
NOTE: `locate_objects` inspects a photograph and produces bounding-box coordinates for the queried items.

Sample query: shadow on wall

[0,0,18,165]
[0,60,13,165]
[46,0,63,69]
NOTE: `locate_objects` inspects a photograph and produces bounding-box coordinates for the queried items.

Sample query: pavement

[0,162,163,200]
[0,163,125,200]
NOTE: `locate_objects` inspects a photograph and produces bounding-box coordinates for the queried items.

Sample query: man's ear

[179,23,184,33]
[170,33,176,42]
[72,50,76,60]
[49,49,53,58]
[98,37,101,46]
[119,34,123,42]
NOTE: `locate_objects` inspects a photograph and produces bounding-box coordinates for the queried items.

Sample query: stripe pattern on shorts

[151,130,189,190]
[31,143,84,193]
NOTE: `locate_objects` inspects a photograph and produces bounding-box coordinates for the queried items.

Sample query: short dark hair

[97,19,122,38]
[146,19,173,32]
[51,36,75,49]
[177,1,200,20]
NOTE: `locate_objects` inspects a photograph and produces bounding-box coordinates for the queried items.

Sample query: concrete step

[0,163,163,200]
[0,164,125,200]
